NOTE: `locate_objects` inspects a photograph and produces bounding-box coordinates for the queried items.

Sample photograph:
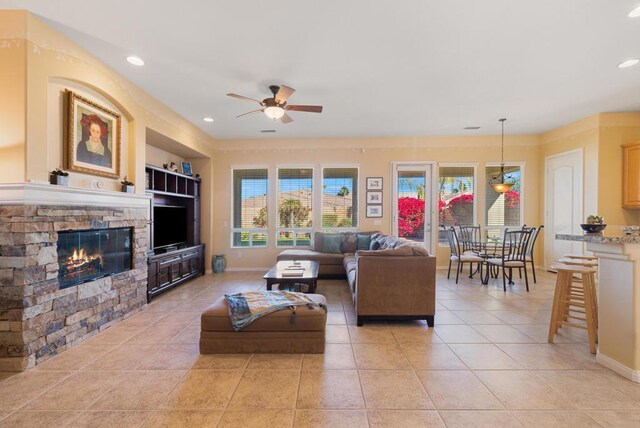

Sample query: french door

[391,162,434,252]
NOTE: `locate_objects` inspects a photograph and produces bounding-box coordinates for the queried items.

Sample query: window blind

[485,165,521,231]
[277,168,313,247]
[438,166,475,244]
[232,169,268,247]
[322,168,358,229]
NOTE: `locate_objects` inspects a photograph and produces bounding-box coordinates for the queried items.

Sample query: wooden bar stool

[548,263,598,354]
[558,257,599,326]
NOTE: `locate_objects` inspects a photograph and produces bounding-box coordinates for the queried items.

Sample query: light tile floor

[1,269,640,427]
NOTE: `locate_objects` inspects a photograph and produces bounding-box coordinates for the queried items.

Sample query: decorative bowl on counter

[580,223,607,234]
[621,225,640,235]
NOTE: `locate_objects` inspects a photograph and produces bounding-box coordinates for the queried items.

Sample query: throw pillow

[322,235,343,254]
[369,239,381,251]
[342,233,358,253]
[357,234,372,250]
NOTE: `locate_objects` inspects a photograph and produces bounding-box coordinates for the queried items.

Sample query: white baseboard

[596,352,640,383]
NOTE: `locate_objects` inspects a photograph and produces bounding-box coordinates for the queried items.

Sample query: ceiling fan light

[264,106,285,120]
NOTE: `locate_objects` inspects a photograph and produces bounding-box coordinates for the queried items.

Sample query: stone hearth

[0,184,150,371]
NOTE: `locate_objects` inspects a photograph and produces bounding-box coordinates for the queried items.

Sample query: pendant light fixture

[489,118,514,193]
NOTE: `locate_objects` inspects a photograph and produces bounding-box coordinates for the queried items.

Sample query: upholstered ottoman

[200,294,327,354]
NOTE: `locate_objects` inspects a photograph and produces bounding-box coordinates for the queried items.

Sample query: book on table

[281,270,304,277]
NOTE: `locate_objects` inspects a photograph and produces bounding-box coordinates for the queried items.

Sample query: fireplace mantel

[0,183,150,208]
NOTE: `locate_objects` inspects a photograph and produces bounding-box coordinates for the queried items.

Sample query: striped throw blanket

[225,291,327,332]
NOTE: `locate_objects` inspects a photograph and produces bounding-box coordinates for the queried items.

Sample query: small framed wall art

[366,205,383,218]
[181,161,193,176]
[65,90,121,179]
[366,177,383,190]
[366,191,382,204]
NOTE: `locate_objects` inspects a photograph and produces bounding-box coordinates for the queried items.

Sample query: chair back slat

[459,225,481,253]
[445,227,462,258]
[502,228,534,262]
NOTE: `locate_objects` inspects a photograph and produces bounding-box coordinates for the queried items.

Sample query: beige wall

[598,113,640,226]
[212,136,542,269]
[0,10,26,183]
[145,145,186,169]
[0,11,217,264]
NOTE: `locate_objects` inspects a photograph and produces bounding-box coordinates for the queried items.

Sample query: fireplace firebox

[57,227,133,289]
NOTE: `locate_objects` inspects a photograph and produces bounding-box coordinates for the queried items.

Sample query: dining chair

[487,228,534,292]
[523,225,544,283]
[459,224,482,254]
[445,227,484,284]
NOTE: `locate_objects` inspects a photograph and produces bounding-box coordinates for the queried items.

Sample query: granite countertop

[556,232,640,244]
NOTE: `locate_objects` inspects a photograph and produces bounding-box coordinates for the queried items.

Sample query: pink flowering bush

[505,190,520,208]
[398,197,426,237]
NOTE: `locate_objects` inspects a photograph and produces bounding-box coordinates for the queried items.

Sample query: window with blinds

[438,166,476,245]
[277,168,313,247]
[322,167,358,230]
[485,165,522,239]
[232,168,268,247]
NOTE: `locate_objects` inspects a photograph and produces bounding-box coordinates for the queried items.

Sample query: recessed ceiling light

[618,59,639,69]
[203,117,214,123]
[628,5,640,17]
[126,55,144,66]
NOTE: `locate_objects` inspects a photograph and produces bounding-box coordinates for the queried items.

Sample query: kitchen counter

[556,232,640,382]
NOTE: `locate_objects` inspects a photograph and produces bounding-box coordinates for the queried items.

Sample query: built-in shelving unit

[145,164,204,301]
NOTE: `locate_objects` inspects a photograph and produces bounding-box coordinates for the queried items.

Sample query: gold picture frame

[65,89,121,179]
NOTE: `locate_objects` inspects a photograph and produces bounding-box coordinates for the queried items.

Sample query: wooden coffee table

[264,261,320,293]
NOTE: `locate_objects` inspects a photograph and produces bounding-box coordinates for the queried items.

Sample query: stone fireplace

[0,184,150,371]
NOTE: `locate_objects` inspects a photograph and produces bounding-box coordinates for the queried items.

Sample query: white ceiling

[3,0,640,140]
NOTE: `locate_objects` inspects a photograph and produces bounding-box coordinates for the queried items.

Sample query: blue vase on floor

[213,254,226,273]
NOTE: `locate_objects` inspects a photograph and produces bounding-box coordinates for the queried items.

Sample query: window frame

[230,165,270,249]
[437,162,478,246]
[484,161,526,237]
[320,164,359,232]
[275,165,314,248]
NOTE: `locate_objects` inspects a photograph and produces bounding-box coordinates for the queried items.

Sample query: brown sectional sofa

[278,232,436,326]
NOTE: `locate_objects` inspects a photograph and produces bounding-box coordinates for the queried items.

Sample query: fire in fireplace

[57,227,133,289]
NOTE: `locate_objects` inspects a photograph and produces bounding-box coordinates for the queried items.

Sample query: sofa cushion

[342,233,358,253]
[369,240,381,250]
[323,235,343,253]
[357,233,372,250]
[313,231,324,252]
[278,249,344,265]
[356,246,415,257]
[343,255,357,273]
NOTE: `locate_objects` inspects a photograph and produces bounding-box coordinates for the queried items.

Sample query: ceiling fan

[227,85,323,124]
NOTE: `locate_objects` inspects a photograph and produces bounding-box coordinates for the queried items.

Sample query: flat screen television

[153,205,188,250]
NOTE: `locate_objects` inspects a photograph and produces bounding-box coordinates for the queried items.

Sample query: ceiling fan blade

[236,109,264,118]
[227,93,264,105]
[275,85,295,104]
[285,105,323,113]
[280,113,294,124]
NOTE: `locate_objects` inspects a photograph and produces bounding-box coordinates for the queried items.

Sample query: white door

[391,163,434,252]
[545,149,583,267]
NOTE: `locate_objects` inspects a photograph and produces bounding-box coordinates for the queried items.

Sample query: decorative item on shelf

[163,162,178,172]
[621,225,640,235]
[489,118,515,193]
[121,176,134,193]
[49,167,70,186]
[581,215,606,234]
[181,161,193,176]
[212,254,226,273]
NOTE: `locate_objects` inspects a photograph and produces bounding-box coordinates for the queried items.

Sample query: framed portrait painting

[181,161,193,176]
[65,90,121,179]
